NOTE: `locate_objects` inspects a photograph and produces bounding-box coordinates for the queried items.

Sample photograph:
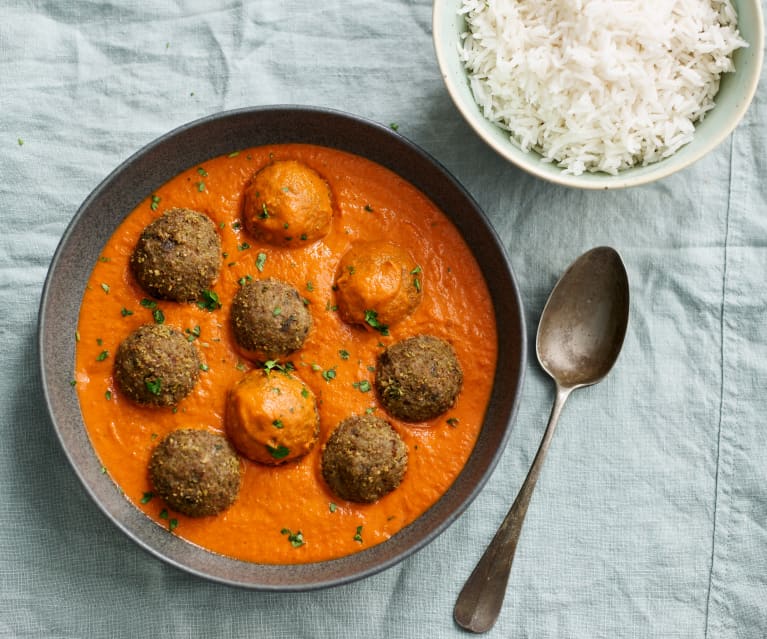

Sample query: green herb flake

[272,419,284,429]
[70,379,77,387]
[364,204,374,212]
[100,283,110,294]
[199,362,209,372]
[169,518,179,532]
[280,528,305,548]
[140,492,154,504]
[197,290,222,311]
[140,298,158,309]
[353,380,371,393]
[256,252,267,272]
[306,281,314,292]
[105,390,112,401]
[447,417,460,427]
[227,151,240,158]
[17,138,24,146]
[267,444,290,460]
[150,194,161,211]
[273,306,282,316]
[301,387,309,398]
[413,277,421,292]
[238,242,251,251]
[152,308,165,324]
[197,166,208,177]
[322,367,337,382]
[96,350,109,362]
[390,122,399,131]
[159,509,169,520]
[186,325,201,341]
[260,203,270,219]
[339,349,350,360]
[354,525,364,543]
[329,502,337,513]
[364,309,389,335]
[121,307,134,317]
[145,378,162,396]
[196,181,205,192]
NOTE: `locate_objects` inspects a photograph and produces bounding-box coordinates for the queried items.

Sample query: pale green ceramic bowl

[433,0,764,190]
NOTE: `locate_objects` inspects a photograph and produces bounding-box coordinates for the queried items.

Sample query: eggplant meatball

[226,369,319,465]
[334,240,422,330]
[321,414,408,503]
[242,160,333,247]
[114,324,200,407]
[375,335,463,422]
[230,278,311,361]
[130,208,221,301]
[148,429,242,517]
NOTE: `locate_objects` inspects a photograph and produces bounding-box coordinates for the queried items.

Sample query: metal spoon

[454,246,630,633]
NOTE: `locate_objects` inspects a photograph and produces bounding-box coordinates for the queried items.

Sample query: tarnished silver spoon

[454,246,630,633]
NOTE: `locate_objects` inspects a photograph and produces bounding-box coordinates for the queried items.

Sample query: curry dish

[74,143,497,564]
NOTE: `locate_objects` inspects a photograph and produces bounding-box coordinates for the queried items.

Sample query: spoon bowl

[454,246,629,633]
[537,246,630,388]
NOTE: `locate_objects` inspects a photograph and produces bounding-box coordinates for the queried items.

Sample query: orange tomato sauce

[74,144,497,564]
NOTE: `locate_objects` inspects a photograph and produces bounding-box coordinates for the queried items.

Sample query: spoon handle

[454,384,572,633]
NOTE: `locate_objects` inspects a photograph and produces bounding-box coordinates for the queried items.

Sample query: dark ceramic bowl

[38,106,526,590]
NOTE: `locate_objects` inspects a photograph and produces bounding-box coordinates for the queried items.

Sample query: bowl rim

[37,104,527,590]
[432,0,765,190]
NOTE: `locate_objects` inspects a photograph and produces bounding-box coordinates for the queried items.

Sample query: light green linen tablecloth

[1,1,765,637]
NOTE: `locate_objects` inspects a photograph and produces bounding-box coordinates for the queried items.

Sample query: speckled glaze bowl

[433,0,764,189]
[38,106,526,590]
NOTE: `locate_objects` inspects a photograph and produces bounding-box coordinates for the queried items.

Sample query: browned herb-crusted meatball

[321,414,408,503]
[375,334,463,422]
[230,277,311,361]
[148,428,242,517]
[130,207,221,301]
[114,324,200,407]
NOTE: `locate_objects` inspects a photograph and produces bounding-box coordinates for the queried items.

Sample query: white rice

[459,0,748,175]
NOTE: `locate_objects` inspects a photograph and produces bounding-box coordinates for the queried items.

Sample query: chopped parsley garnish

[390,122,399,131]
[197,289,221,311]
[140,492,154,504]
[96,350,109,361]
[301,387,309,398]
[168,518,179,532]
[150,194,161,211]
[273,306,282,316]
[364,309,389,335]
[145,378,162,396]
[152,308,165,324]
[272,419,284,429]
[280,528,305,548]
[196,181,205,192]
[199,362,209,372]
[237,242,251,251]
[353,380,371,393]
[256,252,267,272]
[140,298,157,309]
[306,280,314,292]
[329,503,337,513]
[260,203,270,219]
[105,390,112,401]
[197,166,208,177]
[300,233,307,241]
[186,325,201,341]
[267,444,290,460]
[338,349,350,360]
[447,417,460,427]
[100,283,110,294]
[121,307,134,317]
[322,367,337,382]
[354,525,364,543]
[227,151,240,158]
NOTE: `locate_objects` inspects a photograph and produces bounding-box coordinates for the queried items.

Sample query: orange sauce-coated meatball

[334,240,423,330]
[242,160,333,247]
[225,368,319,465]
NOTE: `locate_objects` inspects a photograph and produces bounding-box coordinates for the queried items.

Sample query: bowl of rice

[433,0,764,189]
